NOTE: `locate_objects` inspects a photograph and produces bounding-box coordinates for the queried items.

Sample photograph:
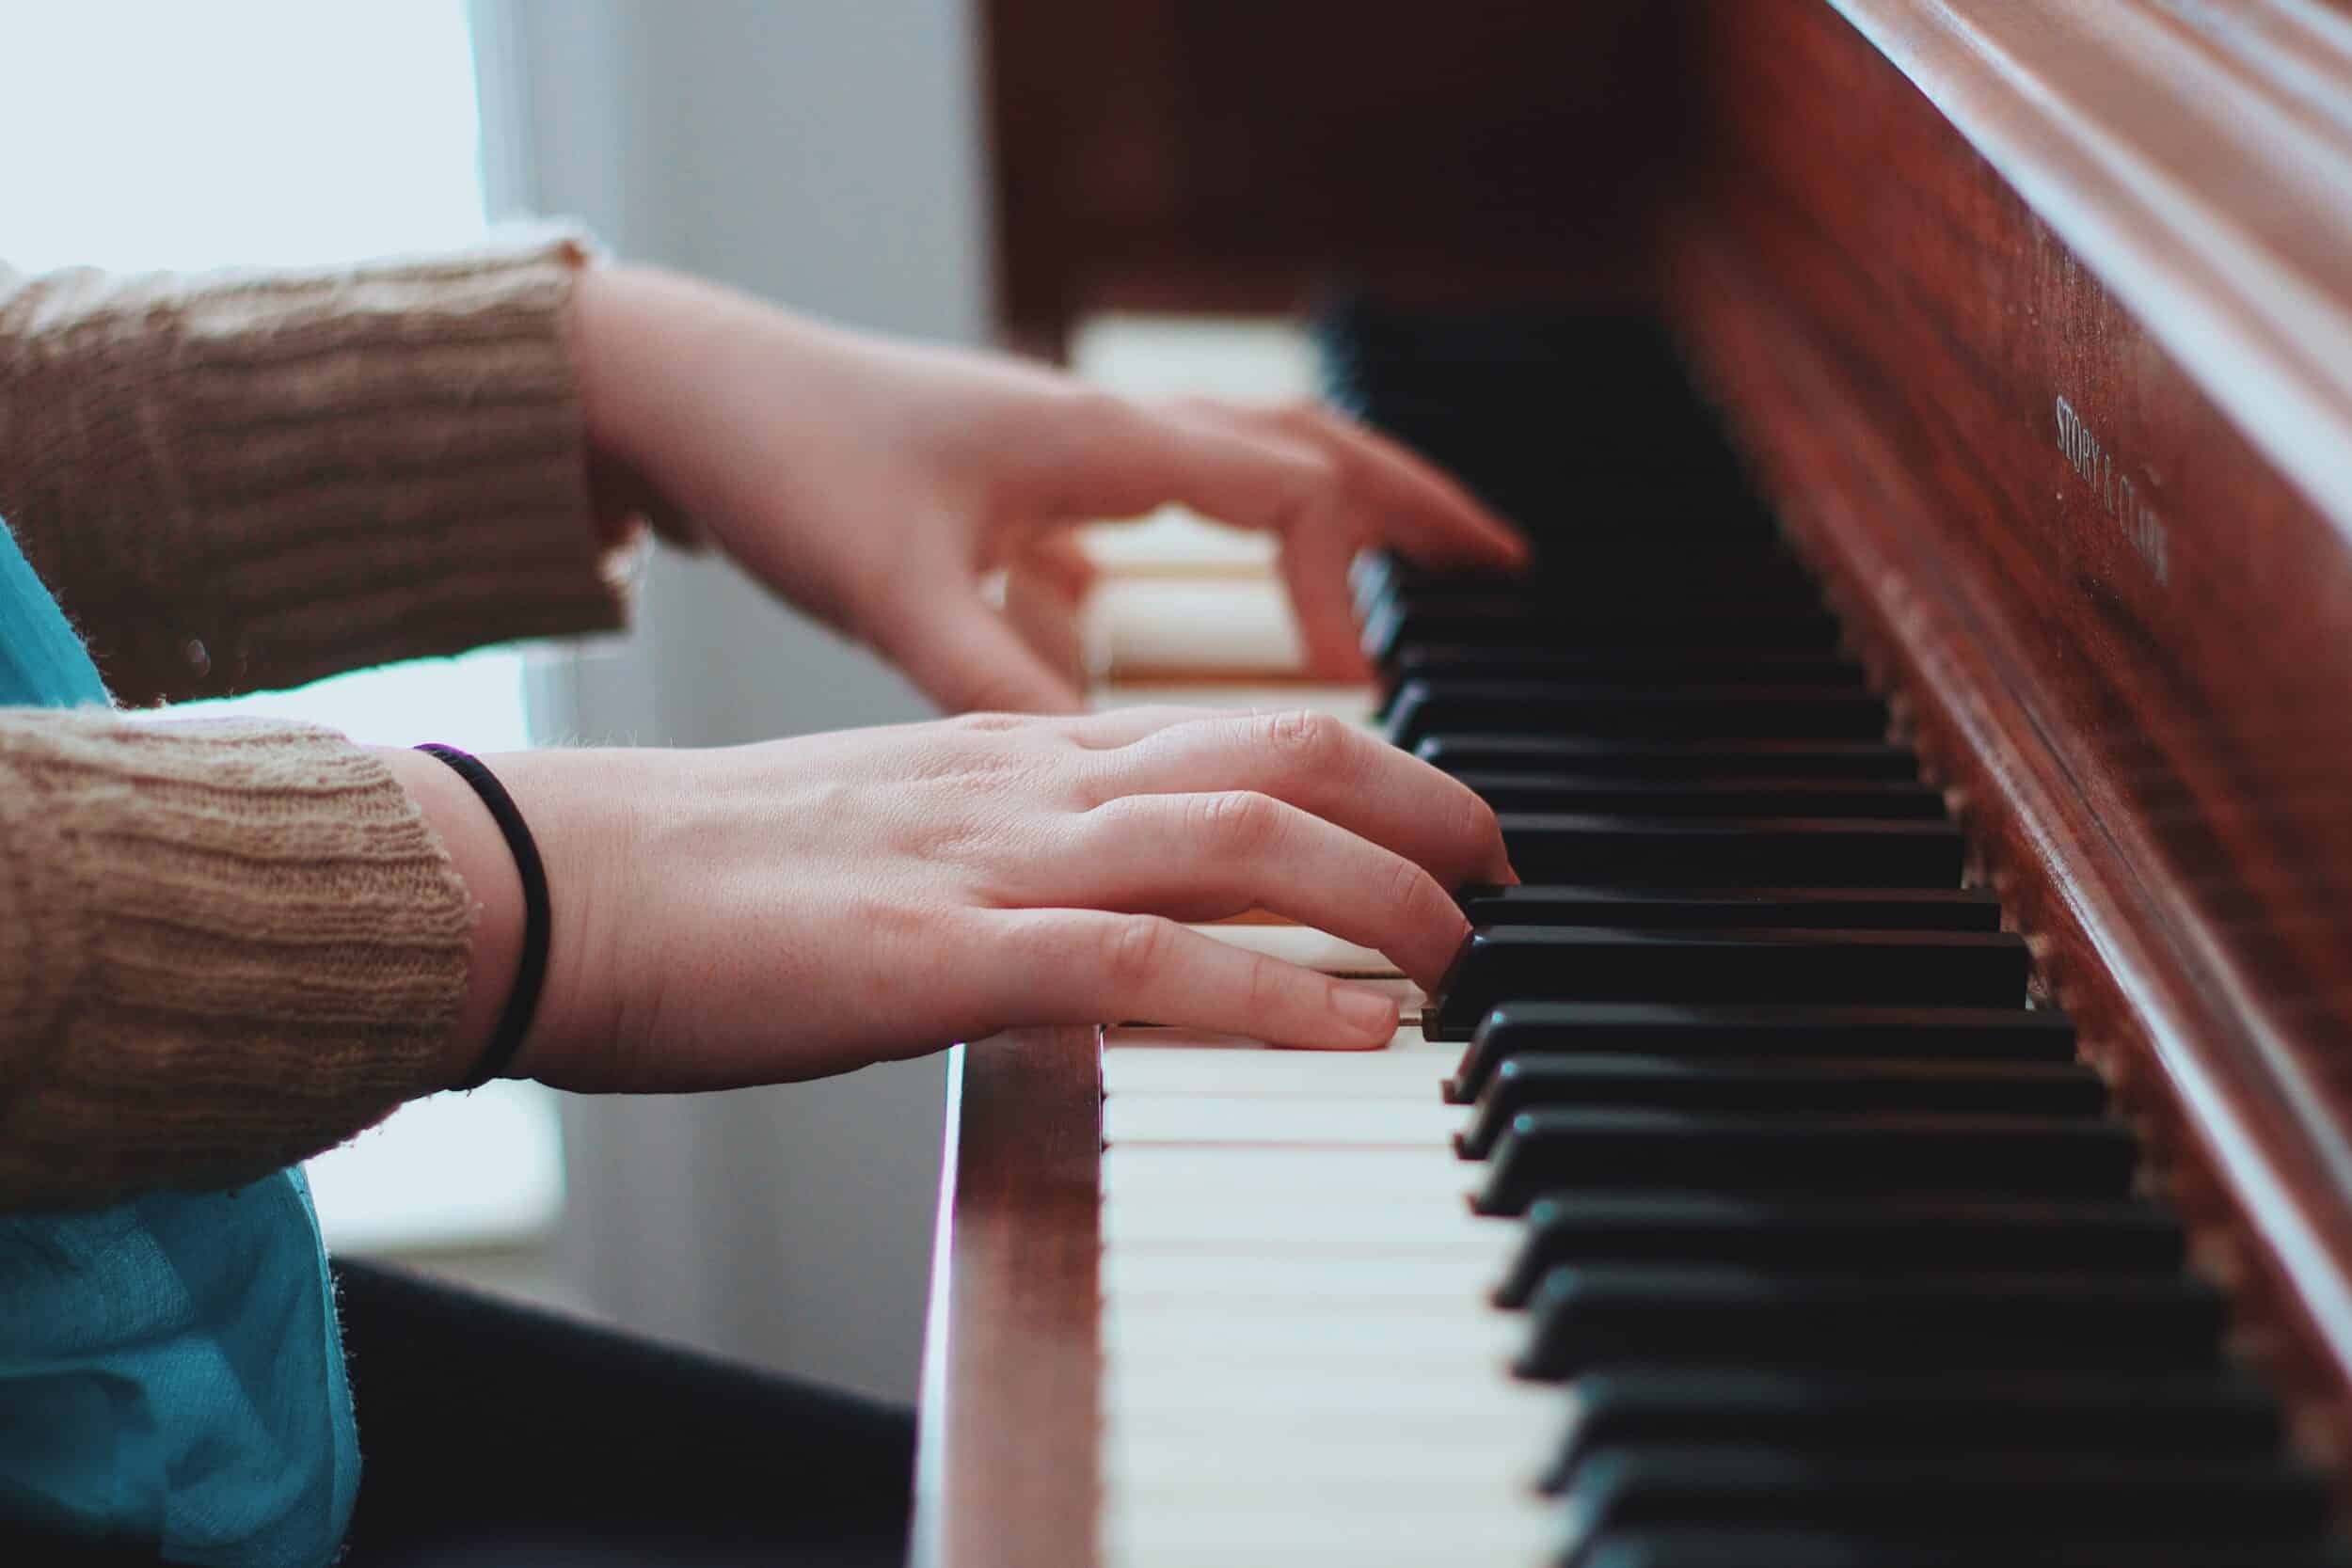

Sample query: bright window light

[1,0,563,1250]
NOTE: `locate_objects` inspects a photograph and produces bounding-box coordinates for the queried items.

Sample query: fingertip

[1328,982,1400,1044]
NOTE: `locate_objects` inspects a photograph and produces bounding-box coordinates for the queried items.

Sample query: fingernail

[1329,983,1398,1038]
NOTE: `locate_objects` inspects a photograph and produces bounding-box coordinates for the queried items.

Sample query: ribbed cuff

[0,710,472,1210]
[0,230,629,706]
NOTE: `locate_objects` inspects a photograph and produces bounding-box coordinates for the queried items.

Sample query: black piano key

[1360,578,1822,637]
[1376,647,1863,717]
[1457,884,2002,932]
[1546,1368,2280,1493]
[1387,681,1885,751]
[1518,1268,2224,1379]
[1493,1195,2184,1307]
[1361,552,1816,605]
[1365,599,1840,665]
[1418,735,1920,781]
[1386,644,1855,685]
[1579,1534,2352,1568]
[1448,1003,2077,1103]
[1555,1449,2326,1565]
[1476,1111,2137,1215]
[1425,927,2026,1041]
[1456,773,1946,819]
[1494,815,1963,888]
[1350,545,1806,610]
[1457,1054,2105,1158]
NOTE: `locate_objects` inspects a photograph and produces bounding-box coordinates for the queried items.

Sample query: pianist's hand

[383,705,1512,1092]
[572,262,1528,712]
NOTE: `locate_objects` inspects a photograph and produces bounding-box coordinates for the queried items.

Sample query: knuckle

[1286,446,1343,507]
[1385,854,1441,922]
[1101,914,1174,990]
[1190,790,1283,858]
[950,710,1031,736]
[1259,707,1348,778]
[1240,951,1285,1017]
[1062,386,1137,442]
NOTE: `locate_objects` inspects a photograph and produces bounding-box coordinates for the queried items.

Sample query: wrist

[373,746,637,1089]
[573,261,724,474]
[373,746,523,1088]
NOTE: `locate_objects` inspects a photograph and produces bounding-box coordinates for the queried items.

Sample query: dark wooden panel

[911,1028,1102,1568]
[1667,0,2352,1467]
[978,0,1677,349]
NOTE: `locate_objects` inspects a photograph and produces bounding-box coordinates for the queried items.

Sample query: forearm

[0,233,631,706]
[0,711,476,1211]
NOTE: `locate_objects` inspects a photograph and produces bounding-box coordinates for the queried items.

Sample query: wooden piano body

[916,3,2352,1562]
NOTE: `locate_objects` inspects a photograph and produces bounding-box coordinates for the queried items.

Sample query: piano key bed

[1077,305,2352,1568]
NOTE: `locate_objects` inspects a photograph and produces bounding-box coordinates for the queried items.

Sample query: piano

[915,2,2352,1563]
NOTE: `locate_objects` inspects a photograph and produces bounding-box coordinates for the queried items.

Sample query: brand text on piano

[2053,395,2169,587]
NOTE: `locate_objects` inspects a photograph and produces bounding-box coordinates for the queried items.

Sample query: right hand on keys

[381,705,1513,1092]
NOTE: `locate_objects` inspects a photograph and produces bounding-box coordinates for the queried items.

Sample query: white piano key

[1184,922,1400,975]
[1104,1418,1554,1489]
[1083,578,1308,678]
[1104,1093,1464,1148]
[1104,1249,1511,1303]
[1102,1300,1524,1365]
[1102,1144,1478,1203]
[1101,1199,1517,1261]
[1104,1486,1558,1568]
[1103,1044,1454,1099]
[1105,1021,1454,1059]
[1096,919,1549,1566]
[1105,1359,1552,1419]
[1091,676,1377,724]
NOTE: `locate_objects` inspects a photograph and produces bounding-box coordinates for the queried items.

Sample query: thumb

[869,585,1087,715]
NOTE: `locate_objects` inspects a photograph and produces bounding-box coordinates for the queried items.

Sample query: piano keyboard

[1090,309,2348,1568]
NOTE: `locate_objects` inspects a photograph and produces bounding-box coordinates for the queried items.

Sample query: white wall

[471,0,994,1402]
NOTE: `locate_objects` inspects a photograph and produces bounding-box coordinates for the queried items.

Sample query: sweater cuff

[0,230,630,706]
[0,710,471,1210]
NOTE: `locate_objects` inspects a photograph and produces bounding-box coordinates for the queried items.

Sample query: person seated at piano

[0,236,1520,1566]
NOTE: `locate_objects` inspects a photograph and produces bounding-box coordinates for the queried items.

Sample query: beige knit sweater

[0,233,634,1211]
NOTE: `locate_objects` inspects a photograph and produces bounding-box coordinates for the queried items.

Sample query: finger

[988,909,1399,1049]
[1256,402,1529,568]
[999,559,1087,696]
[1101,706,1515,888]
[870,585,1086,715]
[1059,791,1470,988]
[1275,507,1375,682]
[1051,394,1341,537]
[1019,532,1098,601]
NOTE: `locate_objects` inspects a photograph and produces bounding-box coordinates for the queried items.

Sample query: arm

[0,702,1508,1211]
[1,252,1530,1209]
[0,711,479,1208]
[0,234,631,705]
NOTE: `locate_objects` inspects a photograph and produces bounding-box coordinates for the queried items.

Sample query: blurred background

[0,0,1314,1405]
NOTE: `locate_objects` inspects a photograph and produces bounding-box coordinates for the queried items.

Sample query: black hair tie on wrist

[415,743,550,1090]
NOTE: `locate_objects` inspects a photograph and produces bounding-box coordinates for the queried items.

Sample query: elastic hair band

[415,743,550,1089]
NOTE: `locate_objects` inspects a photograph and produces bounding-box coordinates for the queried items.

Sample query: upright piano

[915,3,2352,1563]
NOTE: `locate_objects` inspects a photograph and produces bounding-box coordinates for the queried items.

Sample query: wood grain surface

[910,1028,1103,1568]
[976,0,1675,352]
[1672,0,2352,1467]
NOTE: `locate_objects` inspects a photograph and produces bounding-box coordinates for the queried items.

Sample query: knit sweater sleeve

[0,231,632,706]
[0,709,472,1211]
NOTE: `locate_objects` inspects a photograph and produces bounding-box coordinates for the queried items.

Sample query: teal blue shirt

[0,516,358,1567]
